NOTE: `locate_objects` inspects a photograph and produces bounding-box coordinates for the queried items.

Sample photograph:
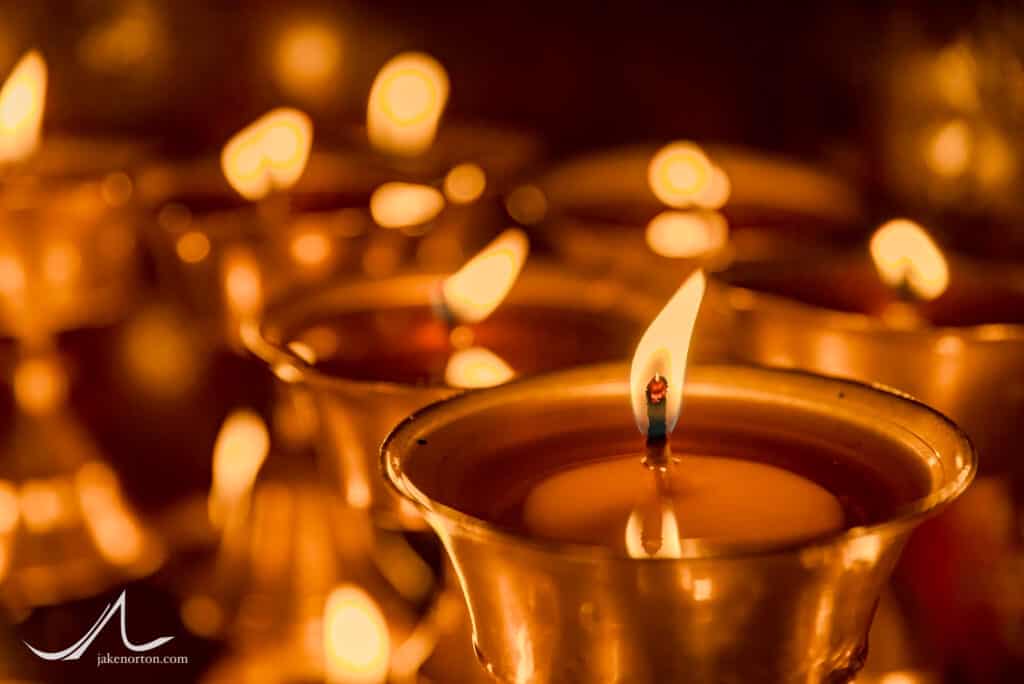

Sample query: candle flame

[648,142,714,208]
[369,182,445,229]
[444,346,515,388]
[209,409,269,528]
[77,462,144,566]
[444,162,486,204]
[323,585,390,684]
[440,228,529,324]
[869,219,949,300]
[221,107,313,200]
[630,270,706,436]
[0,50,46,164]
[222,247,263,322]
[625,503,683,559]
[367,52,449,156]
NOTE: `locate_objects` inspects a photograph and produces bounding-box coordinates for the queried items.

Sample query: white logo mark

[25,591,174,661]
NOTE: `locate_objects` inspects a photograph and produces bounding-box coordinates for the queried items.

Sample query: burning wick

[643,374,674,470]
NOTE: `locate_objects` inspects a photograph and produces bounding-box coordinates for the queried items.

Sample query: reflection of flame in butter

[273,19,343,101]
[870,219,949,300]
[444,346,515,388]
[648,142,714,208]
[221,108,313,200]
[0,50,47,164]
[630,270,706,435]
[323,585,390,684]
[367,52,448,156]
[209,409,269,528]
[444,162,486,204]
[645,210,728,258]
[440,228,529,324]
[369,182,445,229]
[625,504,683,559]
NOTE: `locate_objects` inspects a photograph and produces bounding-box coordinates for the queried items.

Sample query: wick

[643,374,673,471]
[430,282,456,327]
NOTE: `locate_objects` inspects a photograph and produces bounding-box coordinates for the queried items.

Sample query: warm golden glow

[444,346,515,388]
[0,480,19,534]
[120,305,199,400]
[221,108,313,200]
[505,184,547,225]
[648,142,713,208]
[625,504,682,559]
[19,479,64,533]
[0,50,46,164]
[14,356,67,415]
[77,462,144,566]
[694,164,731,209]
[630,270,706,435]
[926,119,970,178]
[440,228,529,324]
[645,210,728,259]
[369,182,445,229]
[176,231,211,264]
[273,20,343,101]
[222,248,263,322]
[323,585,390,684]
[0,253,26,296]
[367,52,449,156]
[443,162,487,204]
[209,409,269,528]
[290,229,332,267]
[42,241,81,284]
[870,219,950,300]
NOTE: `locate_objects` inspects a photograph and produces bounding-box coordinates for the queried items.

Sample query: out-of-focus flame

[273,19,343,102]
[926,119,970,178]
[290,228,332,267]
[369,182,445,229]
[440,228,529,324]
[645,210,728,259]
[367,52,449,156]
[221,108,313,200]
[648,142,714,208]
[625,503,682,559]
[13,356,67,415]
[209,409,269,529]
[77,461,144,566]
[694,165,731,209]
[176,231,211,264]
[323,585,390,684]
[444,346,515,388]
[504,184,547,225]
[870,219,949,300]
[444,162,486,204]
[630,270,706,436]
[0,50,46,164]
[120,305,199,400]
[19,479,65,533]
[222,248,263,322]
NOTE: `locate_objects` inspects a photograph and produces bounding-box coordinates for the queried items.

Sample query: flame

[290,228,332,267]
[648,142,714,208]
[19,479,66,533]
[870,219,949,300]
[444,346,515,388]
[645,210,728,259]
[440,228,529,324]
[0,50,46,164]
[221,108,313,200]
[367,52,449,156]
[323,585,390,684]
[444,162,486,204]
[630,270,706,436]
[369,182,445,229]
[625,503,682,559]
[209,409,269,528]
